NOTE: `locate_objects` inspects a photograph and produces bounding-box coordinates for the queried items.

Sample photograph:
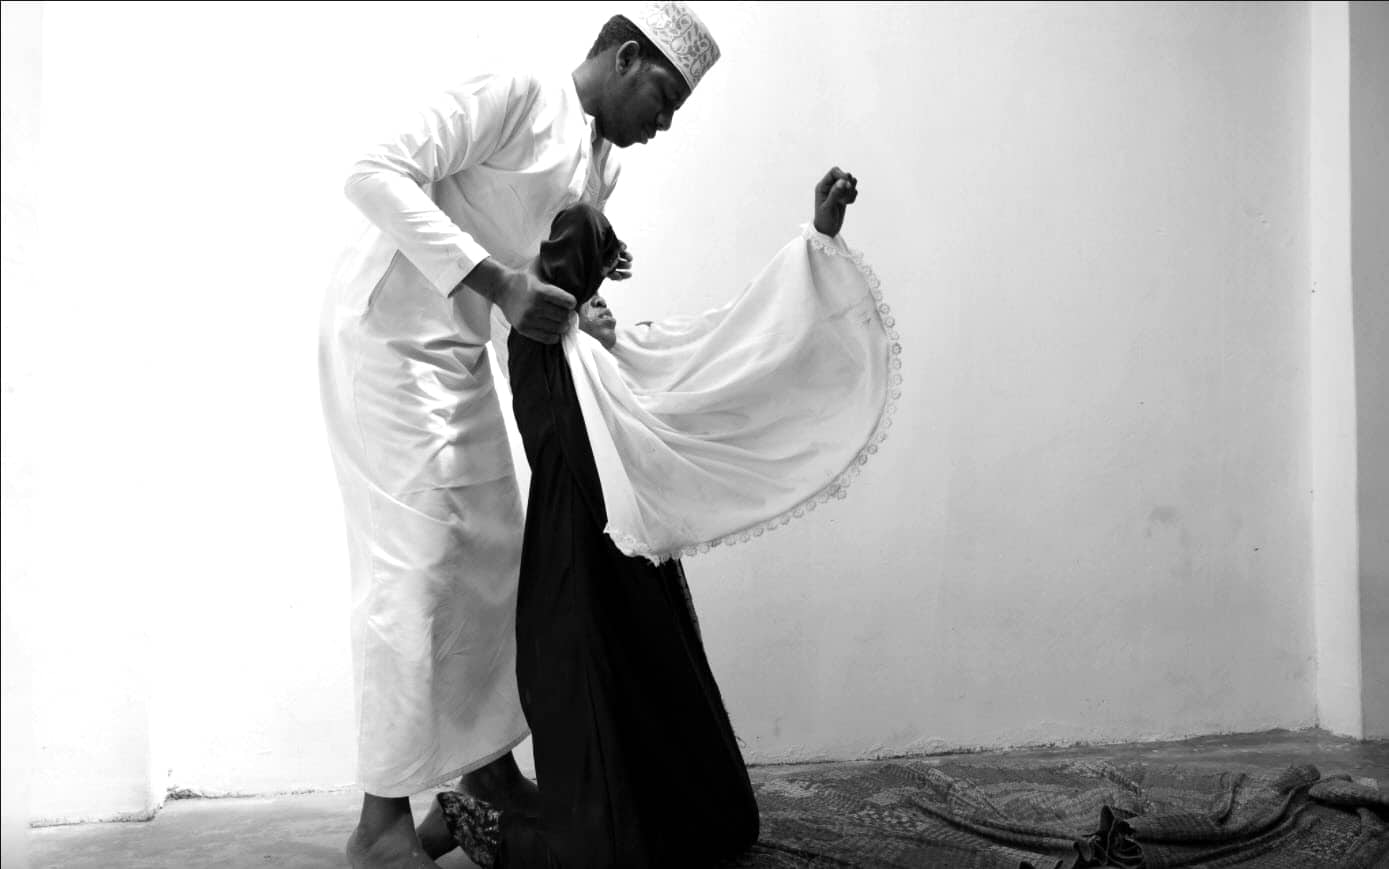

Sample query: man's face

[579,295,618,350]
[601,47,690,148]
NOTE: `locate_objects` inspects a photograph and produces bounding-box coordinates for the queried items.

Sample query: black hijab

[535,203,622,307]
[507,202,623,522]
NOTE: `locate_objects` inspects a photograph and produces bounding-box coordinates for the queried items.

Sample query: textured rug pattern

[730,758,1389,868]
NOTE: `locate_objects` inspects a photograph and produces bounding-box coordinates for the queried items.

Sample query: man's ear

[615,40,643,76]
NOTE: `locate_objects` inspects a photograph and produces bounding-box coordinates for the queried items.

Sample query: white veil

[552,225,901,564]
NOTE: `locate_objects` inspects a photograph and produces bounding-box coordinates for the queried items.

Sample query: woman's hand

[813,167,858,237]
[606,241,633,281]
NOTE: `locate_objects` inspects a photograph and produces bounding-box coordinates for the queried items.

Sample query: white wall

[5,0,165,824]
[3,4,44,859]
[1350,0,1389,740]
[5,1,1327,821]
[666,0,1318,763]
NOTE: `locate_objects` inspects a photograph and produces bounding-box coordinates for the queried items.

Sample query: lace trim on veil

[606,227,903,564]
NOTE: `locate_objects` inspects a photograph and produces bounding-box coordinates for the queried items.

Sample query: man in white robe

[318,4,721,867]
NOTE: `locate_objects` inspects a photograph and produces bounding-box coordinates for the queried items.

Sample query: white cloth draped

[559,226,901,564]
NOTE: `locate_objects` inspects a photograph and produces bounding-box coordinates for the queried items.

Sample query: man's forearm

[455,257,510,302]
[346,167,491,299]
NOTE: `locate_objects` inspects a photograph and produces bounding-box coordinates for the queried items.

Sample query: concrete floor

[27,729,1389,869]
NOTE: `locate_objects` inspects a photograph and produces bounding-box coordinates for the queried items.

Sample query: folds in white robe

[319,69,618,797]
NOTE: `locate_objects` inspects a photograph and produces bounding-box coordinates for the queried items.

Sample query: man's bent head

[584,4,719,148]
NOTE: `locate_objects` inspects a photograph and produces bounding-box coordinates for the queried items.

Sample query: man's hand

[461,259,576,344]
[607,241,633,281]
[813,167,859,237]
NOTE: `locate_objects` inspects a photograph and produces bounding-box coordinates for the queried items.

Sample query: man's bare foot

[346,827,440,869]
[348,795,440,869]
[459,751,542,816]
[416,798,456,860]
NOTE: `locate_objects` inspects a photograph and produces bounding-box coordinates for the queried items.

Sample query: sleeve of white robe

[343,73,539,297]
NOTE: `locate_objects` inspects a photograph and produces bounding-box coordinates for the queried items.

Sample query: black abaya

[444,204,759,868]
[499,328,759,868]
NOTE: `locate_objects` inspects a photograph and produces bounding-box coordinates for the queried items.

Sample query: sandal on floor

[436,791,503,868]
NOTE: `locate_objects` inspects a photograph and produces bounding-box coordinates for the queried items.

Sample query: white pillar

[1308,0,1363,738]
[2,3,43,863]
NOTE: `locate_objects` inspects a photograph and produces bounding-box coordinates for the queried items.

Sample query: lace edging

[605,228,903,566]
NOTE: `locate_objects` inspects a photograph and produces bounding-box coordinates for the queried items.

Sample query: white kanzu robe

[319,70,618,797]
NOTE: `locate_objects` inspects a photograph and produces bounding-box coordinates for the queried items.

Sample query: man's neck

[571,54,608,120]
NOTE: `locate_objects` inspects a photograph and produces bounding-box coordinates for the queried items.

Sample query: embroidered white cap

[624,2,721,92]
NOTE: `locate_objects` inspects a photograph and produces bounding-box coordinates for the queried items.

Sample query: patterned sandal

[435,791,503,868]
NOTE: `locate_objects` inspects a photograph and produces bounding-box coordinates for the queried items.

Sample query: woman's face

[579,295,618,350]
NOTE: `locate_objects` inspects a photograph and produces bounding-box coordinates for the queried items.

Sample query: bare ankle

[416,797,456,860]
[347,795,441,868]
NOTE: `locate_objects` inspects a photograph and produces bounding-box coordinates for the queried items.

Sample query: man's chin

[611,127,649,148]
